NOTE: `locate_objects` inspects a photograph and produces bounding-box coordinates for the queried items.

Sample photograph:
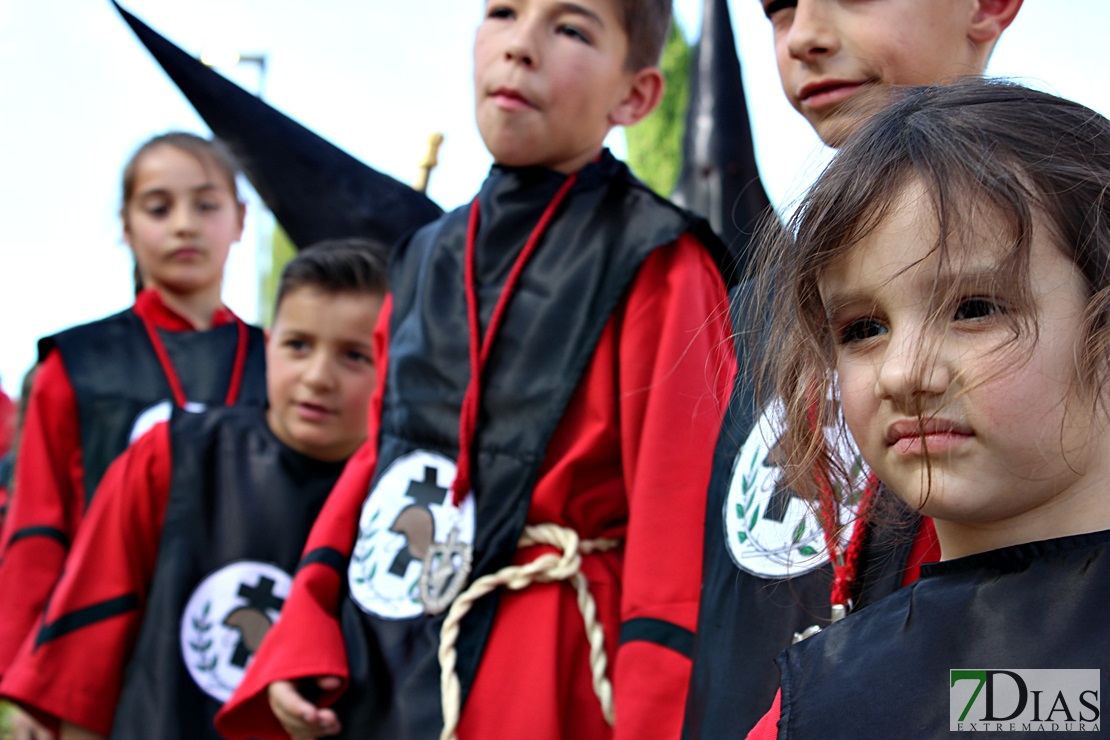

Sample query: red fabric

[900,516,941,588]
[217,236,735,739]
[0,289,239,679]
[746,689,782,740]
[0,387,14,458]
[0,422,173,734]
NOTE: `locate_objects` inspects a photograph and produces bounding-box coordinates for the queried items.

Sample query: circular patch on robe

[348,450,477,620]
[723,399,866,578]
[179,561,292,702]
[129,399,206,443]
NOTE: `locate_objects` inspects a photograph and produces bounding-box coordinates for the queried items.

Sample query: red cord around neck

[450,172,579,506]
[808,403,880,615]
[139,309,249,409]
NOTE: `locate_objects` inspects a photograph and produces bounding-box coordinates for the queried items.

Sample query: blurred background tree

[624,22,691,196]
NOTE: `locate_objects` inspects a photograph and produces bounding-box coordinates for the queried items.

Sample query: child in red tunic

[0,240,387,739]
[0,132,267,736]
[216,1,736,738]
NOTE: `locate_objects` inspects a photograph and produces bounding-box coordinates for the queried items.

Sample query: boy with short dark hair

[684,1,1023,737]
[216,1,736,738]
[0,240,387,739]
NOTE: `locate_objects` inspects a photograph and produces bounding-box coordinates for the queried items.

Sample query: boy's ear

[234,200,247,239]
[968,0,1023,44]
[608,67,665,128]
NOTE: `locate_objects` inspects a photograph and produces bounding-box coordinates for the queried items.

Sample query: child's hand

[7,705,55,740]
[58,721,104,740]
[268,677,343,739]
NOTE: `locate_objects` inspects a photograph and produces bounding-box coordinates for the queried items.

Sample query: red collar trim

[133,289,237,332]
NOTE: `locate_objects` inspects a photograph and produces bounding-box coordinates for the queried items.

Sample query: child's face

[473,0,643,173]
[822,184,1107,558]
[763,0,987,145]
[265,286,383,462]
[123,145,244,297]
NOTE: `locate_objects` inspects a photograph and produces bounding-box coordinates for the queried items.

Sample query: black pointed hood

[111,1,443,250]
[672,0,773,272]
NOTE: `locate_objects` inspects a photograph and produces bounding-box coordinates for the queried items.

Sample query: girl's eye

[954,297,1001,321]
[837,317,887,345]
[144,204,169,218]
[197,201,221,213]
[487,5,513,20]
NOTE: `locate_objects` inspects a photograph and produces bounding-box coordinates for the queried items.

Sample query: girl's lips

[169,247,203,260]
[891,431,973,455]
[886,418,974,455]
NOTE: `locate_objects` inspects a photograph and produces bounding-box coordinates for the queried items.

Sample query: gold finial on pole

[415,132,445,194]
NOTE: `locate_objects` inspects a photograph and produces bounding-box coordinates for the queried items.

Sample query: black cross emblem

[761,435,802,523]
[389,466,450,576]
[228,576,284,668]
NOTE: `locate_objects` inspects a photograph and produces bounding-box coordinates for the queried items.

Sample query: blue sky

[1,1,1108,396]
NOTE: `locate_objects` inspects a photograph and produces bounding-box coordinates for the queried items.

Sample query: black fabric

[35,594,139,646]
[110,407,346,740]
[42,309,267,506]
[7,526,68,549]
[683,284,922,740]
[299,547,347,574]
[672,0,773,271]
[340,151,713,738]
[619,618,695,659]
[778,530,1110,738]
[111,1,443,250]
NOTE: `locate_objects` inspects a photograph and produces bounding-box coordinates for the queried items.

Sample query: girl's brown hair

[750,78,1110,505]
[120,131,242,218]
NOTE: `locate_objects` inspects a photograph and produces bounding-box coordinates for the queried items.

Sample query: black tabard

[336,151,721,738]
[109,407,346,740]
[778,530,1110,739]
[41,308,267,504]
[683,283,922,739]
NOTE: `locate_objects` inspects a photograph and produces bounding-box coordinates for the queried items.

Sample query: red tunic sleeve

[454,235,734,740]
[609,234,735,738]
[215,296,392,740]
[0,421,173,735]
[747,689,782,740]
[0,351,84,678]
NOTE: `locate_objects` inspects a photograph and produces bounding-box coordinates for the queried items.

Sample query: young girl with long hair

[0,132,267,737]
[747,78,1110,737]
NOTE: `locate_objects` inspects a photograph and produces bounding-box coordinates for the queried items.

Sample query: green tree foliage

[624,22,691,196]
[261,225,297,326]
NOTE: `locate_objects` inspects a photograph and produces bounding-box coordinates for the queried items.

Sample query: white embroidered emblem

[179,561,292,701]
[130,399,206,443]
[348,450,477,620]
[723,399,866,578]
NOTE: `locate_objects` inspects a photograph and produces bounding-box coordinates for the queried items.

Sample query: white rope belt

[437,523,621,740]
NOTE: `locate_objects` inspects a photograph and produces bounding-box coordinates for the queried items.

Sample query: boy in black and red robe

[216,1,736,738]
[0,241,387,739]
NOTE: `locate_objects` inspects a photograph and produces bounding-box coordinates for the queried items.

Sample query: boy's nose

[503,22,538,66]
[302,353,337,391]
[787,0,840,62]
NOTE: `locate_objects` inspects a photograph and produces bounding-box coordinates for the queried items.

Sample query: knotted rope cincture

[437,523,620,740]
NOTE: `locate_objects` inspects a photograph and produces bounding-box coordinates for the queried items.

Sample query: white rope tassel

[437,523,620,740]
